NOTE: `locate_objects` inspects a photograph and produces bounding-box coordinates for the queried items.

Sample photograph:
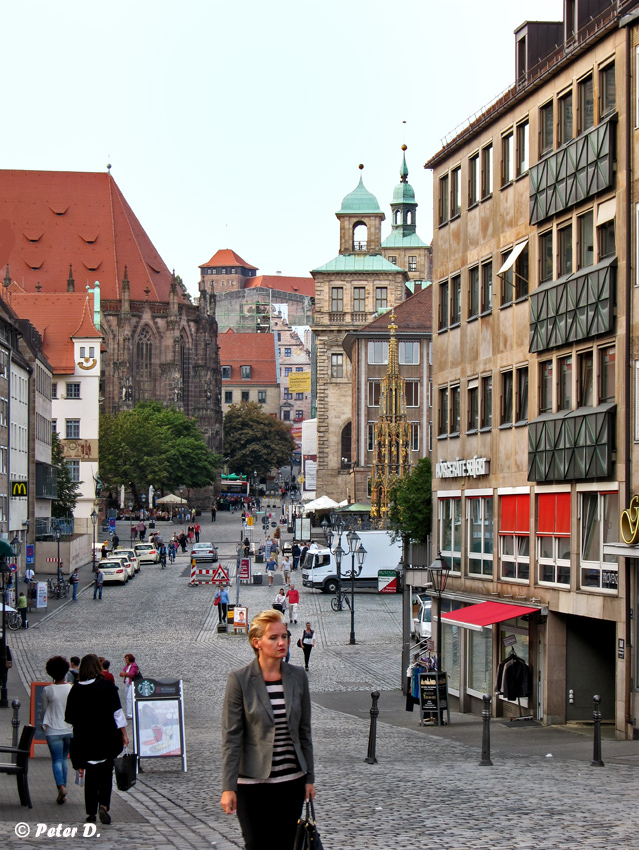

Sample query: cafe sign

[435,456,490,480]
[620,495,639,544]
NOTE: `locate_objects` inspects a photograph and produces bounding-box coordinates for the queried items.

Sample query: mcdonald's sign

[11,481,28,498]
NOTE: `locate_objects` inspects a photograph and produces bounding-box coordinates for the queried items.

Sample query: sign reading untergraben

[435,456,490,479]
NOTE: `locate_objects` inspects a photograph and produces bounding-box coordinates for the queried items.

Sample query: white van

[301,530,402,593]
[412,594,432,640]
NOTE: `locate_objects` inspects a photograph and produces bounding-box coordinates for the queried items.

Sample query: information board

[239,558,251,583]
[233,607,248,634]
[133,678,187,772]
[295,518,311,540]
[378,570,397,593]
[419,671,450,727]
[29,681,50,756]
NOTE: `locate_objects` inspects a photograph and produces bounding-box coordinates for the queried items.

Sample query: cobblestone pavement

[1,510,639,849]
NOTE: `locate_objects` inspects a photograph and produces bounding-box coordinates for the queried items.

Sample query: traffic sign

[109,518,116,531]
[378,570,397,594]
[211,565,229,585]
[26,544,34,565]
[9,563,17,573]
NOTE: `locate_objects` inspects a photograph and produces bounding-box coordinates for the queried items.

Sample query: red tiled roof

[9,289,100,374]
[363,284,432,333]
[218,329,278,385]
[245,275,315,297]
[199,249,257,270]
[0,170,180,303]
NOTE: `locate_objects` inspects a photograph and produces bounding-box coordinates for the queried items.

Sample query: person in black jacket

[65,654,129,825]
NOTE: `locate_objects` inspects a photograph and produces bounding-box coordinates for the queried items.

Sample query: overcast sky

[2,0,563,295]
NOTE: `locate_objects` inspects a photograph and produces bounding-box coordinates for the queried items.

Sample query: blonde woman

[220,609,315,850]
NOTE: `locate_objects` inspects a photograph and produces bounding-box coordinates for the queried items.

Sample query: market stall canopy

[336,502,372,513]
[441,601,540,633]
[302,495,339,513]
[156,494,188,505]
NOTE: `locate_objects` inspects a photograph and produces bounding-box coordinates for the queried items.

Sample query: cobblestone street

[1,510,639,849]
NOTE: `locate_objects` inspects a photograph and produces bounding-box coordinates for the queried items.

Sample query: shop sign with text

[435,456,490,479]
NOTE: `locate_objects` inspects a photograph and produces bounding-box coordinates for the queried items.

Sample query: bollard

[11,699,20,749]
[591,694,604,767]
[479,694,493,766]
[364,691,380,764]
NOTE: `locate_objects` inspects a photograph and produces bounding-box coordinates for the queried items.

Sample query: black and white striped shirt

[238,679,304,785]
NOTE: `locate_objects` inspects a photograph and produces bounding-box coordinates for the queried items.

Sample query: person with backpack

[69,568,79,601]
[119,654,140,719]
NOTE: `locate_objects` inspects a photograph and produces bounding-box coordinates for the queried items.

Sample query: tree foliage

[99,402,221,503]
[388,457,432,546]
[223,402,296,478]
[51,431,82,518]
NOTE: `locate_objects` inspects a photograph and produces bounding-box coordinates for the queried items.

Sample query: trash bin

[255,554,264,564]
[253,573,263,586]
[149,520,156,529]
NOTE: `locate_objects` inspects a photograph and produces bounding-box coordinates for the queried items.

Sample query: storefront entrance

[565,614,615,721]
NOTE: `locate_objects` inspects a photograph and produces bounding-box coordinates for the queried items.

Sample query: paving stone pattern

[0,511,639,849]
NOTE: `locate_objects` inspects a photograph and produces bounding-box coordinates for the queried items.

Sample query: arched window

[341,422,352,469]
[394,209,401,225]
[353,222,367,252]
[136,327,152,379]
[406,210,413,225]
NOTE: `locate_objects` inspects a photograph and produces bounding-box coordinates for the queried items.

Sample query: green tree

[388,457,432,546]
[223,402,296,478]
[99,402,221,503]
[51,431,82,518]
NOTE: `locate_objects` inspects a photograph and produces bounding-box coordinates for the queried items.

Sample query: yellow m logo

[11,481,27,497]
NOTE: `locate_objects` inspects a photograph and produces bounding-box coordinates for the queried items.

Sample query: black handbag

[114,748,137,792]
[293,799,323,850]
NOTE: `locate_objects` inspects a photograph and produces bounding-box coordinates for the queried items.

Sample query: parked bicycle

[330,591,351,612]
[47,578,69,599]
[6,609,22,630]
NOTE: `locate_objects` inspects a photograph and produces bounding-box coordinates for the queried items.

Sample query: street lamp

[91,510,98,573]
[344,533,364,645]
[0,538,13,707]
[54,529,61,585]
[128,502,134,544]
[427,552,451,672]
[327,514,346,610]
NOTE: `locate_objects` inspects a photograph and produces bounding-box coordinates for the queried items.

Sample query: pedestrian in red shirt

[100,658,116,684]
[286,583,300,624]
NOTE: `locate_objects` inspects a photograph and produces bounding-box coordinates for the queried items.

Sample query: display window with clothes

[497,624,531,709]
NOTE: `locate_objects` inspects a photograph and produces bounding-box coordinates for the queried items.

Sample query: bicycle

[330,591,351,612]
[7,609,22,630]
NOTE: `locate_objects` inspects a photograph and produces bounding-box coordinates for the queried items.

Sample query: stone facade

[272,310,312,424]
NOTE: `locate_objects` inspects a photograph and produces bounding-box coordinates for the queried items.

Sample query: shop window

[467,497,493,577]
[468,266,479,319]
[580,491,619,591]
[367,380,380,407]
[467,628,492,696]
[599,346,615,404]
[500,493,530,580]
[439,497,461,573]
[538,492,571,585]
[441,600,462,693]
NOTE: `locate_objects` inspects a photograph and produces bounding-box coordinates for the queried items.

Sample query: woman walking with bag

[65,654,129,825]
[220,609,316,850]
[301,623,315,671]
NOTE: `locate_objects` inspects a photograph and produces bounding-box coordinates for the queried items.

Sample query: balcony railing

[529,256,615,354]
[353,241,367,252]
[352,312,367,323]
[528,404,615,482]
[329,312,345,323]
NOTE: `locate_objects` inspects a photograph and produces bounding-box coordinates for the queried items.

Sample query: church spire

[399,144,409,183]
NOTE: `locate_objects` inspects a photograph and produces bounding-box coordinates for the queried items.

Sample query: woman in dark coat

[65,654,129,825]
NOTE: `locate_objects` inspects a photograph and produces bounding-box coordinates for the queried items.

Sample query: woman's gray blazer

[222,657,314,792]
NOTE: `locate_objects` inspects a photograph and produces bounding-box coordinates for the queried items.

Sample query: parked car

[115,548,140,573]
[191,542,218,563]
[103,554,134,581]
[98,559,128,585]
[134,543,159,564]
[412,594,432,641]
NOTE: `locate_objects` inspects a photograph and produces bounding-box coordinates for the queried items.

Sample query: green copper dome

[392,148,415,204]
[337,174,382,216]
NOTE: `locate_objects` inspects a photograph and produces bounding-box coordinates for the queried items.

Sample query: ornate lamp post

[90,510,98,573]
[327,513,345,610]
[344,536,366,645]
[54,529,61,584]
[427,553,451,671]
[0,538,13,707]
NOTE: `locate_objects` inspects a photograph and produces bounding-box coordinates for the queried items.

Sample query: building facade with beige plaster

[419,0,639,737]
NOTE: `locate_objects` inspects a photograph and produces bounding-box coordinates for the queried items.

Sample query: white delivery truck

[301,530,402,593]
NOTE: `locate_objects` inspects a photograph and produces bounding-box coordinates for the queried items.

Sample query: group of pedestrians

[41,651,140,825]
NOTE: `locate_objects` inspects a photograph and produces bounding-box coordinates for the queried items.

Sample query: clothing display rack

[495,647,534,722]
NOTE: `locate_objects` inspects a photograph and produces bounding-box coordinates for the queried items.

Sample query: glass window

[598,219,615,259]
[559,91,573,145]
[469,266,479,319]
[66,460,80,483]
[502,132,513,185]
[368,380,380,407]
[283,348,291,358]
[468,384,479,431]
[295,410,303,420]
[277,332,282,341]
[481,375,492,428]
[516,121,529,176]
[599,346,615,403]
[241,365,251,380]
[439,174,449,224]
[501,536,530,580]
[405,381,419,407]
[468,629,492,694]
[558,224,573,276]
[353,287,366,312]
[516,367,528,423]
[451,167,461,217]
[600,63,615,117]
[367,422,375,452]
[408,256,417,272]
[468,497,493,577]
[540,230,553,283]
[375,288,388,311]
[439,497,462,573]
[580,492,619,591]
[282,409,290,421]
[501,371,513,426]
[438,388,448,436]
[224,390,233,404]
[515,245,529,300]
[537,492,571,586]
[450,385,460,435]
[367,341,388,364]
[387,256,397,265]
[410,422,419,452]
[558,356,572,410]
[469,154,480,206]
[258,390,266,403]
[481,261,492,313]
[295,393,304,400]
[398,341,419,365]
[221,366,231,380]
[540,101,554,155]
[331,354,343,378]
[242,390,250,402]
[501,250,513,307]
[331,287,343,312]
[65,419,80,439]
[439,280,449,330]
[540,360,553,413]
[578,211,594,269]
[66,383,81,398]
[481,144,492,199]
[578,350,594,406]
[51,383,57,399]
[579,75,594,133]
[450,275,461,325]
[284,367,292,376]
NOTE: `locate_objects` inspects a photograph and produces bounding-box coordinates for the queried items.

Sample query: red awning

[440,601,539,632]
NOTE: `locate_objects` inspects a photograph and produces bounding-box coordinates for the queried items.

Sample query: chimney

[67,264,75,293]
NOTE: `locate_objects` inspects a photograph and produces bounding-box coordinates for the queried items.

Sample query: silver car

[190,542,218,564]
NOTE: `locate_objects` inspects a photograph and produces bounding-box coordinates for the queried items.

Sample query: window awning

[597,197,616,226]
[498,240,528,275]
[440,601,539,632]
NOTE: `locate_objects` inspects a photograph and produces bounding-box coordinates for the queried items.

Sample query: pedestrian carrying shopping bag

[293,799,324,850]
[114,747,137,792]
